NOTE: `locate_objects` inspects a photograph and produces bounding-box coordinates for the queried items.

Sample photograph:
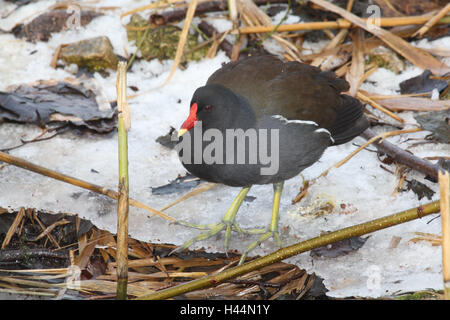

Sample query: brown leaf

[400,70,448,94]
[0,79,116,133]
[310,236,370,258]
[414,110,450,143]
[375,97,450,111]
[404,179,436,200]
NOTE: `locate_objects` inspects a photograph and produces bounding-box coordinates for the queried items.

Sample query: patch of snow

[301,39,330,55]
[205,16,233,33]
[360,65,424,95]
[271,9,301,25]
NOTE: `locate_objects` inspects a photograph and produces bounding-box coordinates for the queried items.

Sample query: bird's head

[179,84,253,136]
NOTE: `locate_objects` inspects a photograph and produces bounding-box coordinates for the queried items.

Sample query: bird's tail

[328,94,369,145]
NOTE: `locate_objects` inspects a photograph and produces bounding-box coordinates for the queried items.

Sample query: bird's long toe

[170,222,226,255]
[238,229,283,265]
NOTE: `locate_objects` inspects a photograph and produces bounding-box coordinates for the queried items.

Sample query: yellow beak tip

[177,129,188,137]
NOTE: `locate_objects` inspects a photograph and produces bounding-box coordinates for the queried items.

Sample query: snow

[1,0,449,298]
[271,8,301,25]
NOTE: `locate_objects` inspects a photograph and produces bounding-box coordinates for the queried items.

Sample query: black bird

[175,55,369,264]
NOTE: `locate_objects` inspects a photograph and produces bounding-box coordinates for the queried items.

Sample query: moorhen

[174,55,369,264]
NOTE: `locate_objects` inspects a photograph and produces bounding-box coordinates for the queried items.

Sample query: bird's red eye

[204,105,212,111]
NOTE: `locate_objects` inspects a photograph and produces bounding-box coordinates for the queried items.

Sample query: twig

[0,151,176,222]
[1,208,25,249]
[127,26,151,70]
[310,28,348,67]
[158,182,217,213]
[149,0,290,25]
[0,248,69,262]
[358,64,378,88]
[237,0,302,61]
[162,0,199,86]
[346,0,355,11]
[32,209,61,248]
[0,125,68,152]
[50,43,68,69]
[292,177,309,204]
[198,21,234,58]
[228,0,238,28]
[439,169,450,300]
[357,91,405,123]
[237,15,450,34]
[311,0,354,68]
[32,219,70,242]
[120,0,187,19]
[325,128,422,177]
[231,34,247,61]
[136,201,440,299]
[413,3,450,38]
[361,128,441,181]
[150,0,227,25]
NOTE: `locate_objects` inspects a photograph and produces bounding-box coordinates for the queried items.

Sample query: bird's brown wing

[206,55,284,112]
[206,55,349,129]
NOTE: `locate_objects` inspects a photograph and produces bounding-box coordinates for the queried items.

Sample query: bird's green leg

[171,186,251,255]
[238,181,284,265]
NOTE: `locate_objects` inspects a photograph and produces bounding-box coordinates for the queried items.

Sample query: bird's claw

[238,229,282,265]
[170,219,245,255]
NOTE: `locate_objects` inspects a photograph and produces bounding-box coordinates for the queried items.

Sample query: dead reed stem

[439,170,450,300]
[413,3,450,38]
[357,91,405,123]
[116,61,129,300]
[361,129,441,181]
[324,128,422,177]
[1,208,25,249]
[162,0,199,86]
[309,0,450,76]
[159,182,217,212]
[237,15,450,34]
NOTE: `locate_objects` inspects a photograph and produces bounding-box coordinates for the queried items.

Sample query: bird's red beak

[178,103,198,136]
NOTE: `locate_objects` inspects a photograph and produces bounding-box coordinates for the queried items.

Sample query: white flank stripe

[272,115,318,126]
[315,128,331,134]
[315,128,334,143]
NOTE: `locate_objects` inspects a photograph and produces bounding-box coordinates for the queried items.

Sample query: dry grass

[0,210,314,300]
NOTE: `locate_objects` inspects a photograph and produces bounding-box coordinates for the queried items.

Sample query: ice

[0,0,449,298]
